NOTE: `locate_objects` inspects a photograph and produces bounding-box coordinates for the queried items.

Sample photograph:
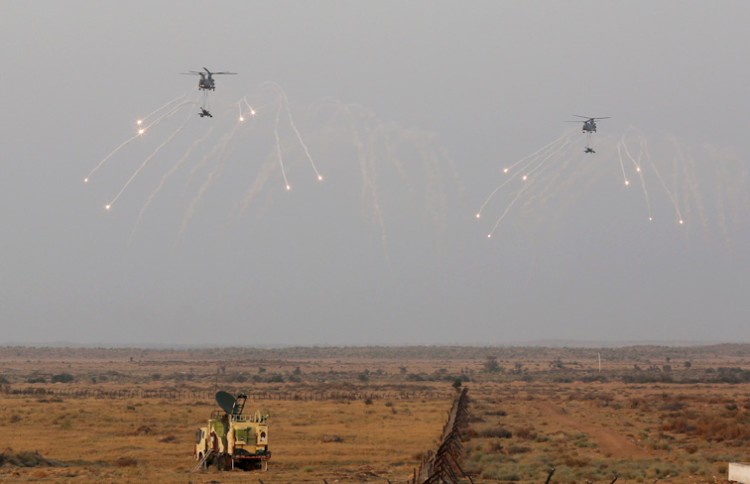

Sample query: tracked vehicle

[194,391,270,471]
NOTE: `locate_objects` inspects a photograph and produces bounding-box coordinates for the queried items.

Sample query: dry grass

[1,344,750,482]
[0,394,449,482]
[464,382,748,482]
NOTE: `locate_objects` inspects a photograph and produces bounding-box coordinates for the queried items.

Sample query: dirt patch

[536,402,651,459]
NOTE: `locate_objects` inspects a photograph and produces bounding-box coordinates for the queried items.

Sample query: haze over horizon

[2,1,749,346]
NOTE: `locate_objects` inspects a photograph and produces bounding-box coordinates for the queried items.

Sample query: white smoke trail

[179,116,246,234]
[106,106,194,210]
[487,182,531,238]
[476,131,574,219]
[272,100,291,191]
[139,91,190,124]
[129,123,216,241]
[619,131,653,221]
[279,89,323,181]
[642,143,684,225]
[84,133,142,183]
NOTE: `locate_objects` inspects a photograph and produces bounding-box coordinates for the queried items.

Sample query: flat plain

[1,344,749,482]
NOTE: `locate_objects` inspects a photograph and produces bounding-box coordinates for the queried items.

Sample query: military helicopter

[198,108,213,118]
[182,67,237,91]
[567,115,611,133]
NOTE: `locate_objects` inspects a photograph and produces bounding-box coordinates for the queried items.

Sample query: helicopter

[182,67,237,91]
[584,147,596,154]
[198,108,213,118]
[567,115,611,133]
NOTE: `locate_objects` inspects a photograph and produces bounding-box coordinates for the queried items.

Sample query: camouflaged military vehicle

[194,391,270,471]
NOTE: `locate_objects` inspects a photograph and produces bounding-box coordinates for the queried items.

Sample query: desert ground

[1,344,750,483]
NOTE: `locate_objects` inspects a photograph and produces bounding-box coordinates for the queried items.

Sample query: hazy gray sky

[1,1,749,346]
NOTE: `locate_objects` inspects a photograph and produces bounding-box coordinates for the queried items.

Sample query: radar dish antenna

[215,390,238,415]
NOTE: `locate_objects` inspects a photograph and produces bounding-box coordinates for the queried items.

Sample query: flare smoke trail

[261,82,323,183]
[487,182,530,238]
[476,130,575,219]
[272,100,291,191]
[141,99,198,132]
[485,135,574,237]
[84,133,142,184]
[84,96,197,183]
[638,137,684,225]
[106,105,195,210]
[618,133,653,221]
[182,100,258,195]
[179,110,249,235]
[89,85,458,249]
[480,126,750,245]
[139,91,190,125]
[129,124,216,242]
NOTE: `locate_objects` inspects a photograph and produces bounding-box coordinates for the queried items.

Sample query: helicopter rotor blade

[572,115,591,119]
[211,72,237,75]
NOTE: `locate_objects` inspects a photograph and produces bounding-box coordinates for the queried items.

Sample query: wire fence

[3,385,470,483]
[1,386,453,402]
[412,387,472,484]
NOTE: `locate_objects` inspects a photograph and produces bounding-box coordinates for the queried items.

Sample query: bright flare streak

[625,179,630,186]
[509,136,576,212]
[619,134,653,222]
[85,94,195,189]
[487,234,492,238]
[272,102,291,191]
[138,91,190,124]
[505,130,573,173]
[484,137,572,238]
[488,183,530,238]
[136,120,143,126]
[317,175,323,181]
[85,132,141,182]
[105,204,111,211]
[108,110,193,209]
[239,99,257,125]
[476,131,574,219]
[640,138,684,226]
[679,219,684,225]
[242,98,256,117]
[142,100,195,132]
[281,90,323,181]
[475,213,481,219]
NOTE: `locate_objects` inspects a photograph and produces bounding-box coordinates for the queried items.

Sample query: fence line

[2,387,452,402]
[412,387,471,484]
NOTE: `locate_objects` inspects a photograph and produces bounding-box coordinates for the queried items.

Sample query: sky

[1,1,749,346]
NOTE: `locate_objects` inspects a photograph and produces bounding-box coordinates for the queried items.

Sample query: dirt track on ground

[536,401,652,459]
